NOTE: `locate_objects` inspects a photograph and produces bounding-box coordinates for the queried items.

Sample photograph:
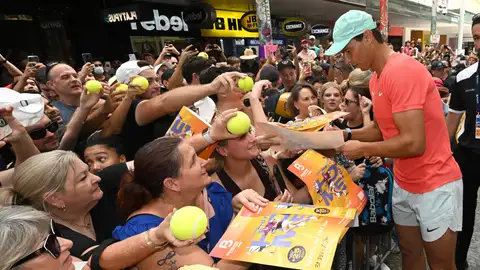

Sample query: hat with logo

[325,10,377,56]
[431,61,446,71]
[116,61,154,84]
[309,35,316,40]
[301,39,308,45]
[0,88,44,127]
[277,59,296,71]
[240,48,257,60]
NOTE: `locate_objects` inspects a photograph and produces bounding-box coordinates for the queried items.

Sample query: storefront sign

[282,17,308,36]
[240,11,258,32]
[103,4,201,37]
[247,39,284,46]
[105,11,138,23]
[235,39,246,46]
[1,14,33,21]
[183,3,216,29]
[311,24,330,37]
[103,5,140,23]
[201,10,259,38]
[130,10,188,32]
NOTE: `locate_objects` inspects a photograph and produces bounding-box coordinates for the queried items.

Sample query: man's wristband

[0,59,7,64]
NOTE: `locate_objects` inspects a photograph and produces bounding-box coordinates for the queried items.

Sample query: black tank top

[217,156,279,201]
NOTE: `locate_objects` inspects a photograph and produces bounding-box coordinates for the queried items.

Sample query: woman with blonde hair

[319,82,343,113]
[0,205,81,270]
[0,150,194,269]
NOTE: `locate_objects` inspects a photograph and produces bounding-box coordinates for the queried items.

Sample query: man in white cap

[308,35,320,56]
[325,10,462,269]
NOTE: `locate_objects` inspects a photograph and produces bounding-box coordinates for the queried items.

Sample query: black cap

[259,64,280,83]
[161,68,175,82]
[277,59,295,71]
[431,61,446,70]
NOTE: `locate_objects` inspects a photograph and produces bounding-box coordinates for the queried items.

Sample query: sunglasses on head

[11,220,61,268]
[28,121,59,140]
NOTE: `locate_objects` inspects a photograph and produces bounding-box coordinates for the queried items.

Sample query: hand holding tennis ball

[131,76,149,90]
[170,206,208,241]
[226,111,251,135]
[116,84,129,91]
[197,52,209,59]
[238,76,254,92]
[85,80,102,94]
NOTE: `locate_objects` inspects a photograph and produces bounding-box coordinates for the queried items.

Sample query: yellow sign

[201,10,259,38]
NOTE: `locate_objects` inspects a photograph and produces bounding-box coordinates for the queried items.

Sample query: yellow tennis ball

[132,76,149,90]
[116,84,129,91]
[226,111,251,135]
[238,76,254,92]
[170,206,208,241]
[85,80,102,94]
[198,52,209,59]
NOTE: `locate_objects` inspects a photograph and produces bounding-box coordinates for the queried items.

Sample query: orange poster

[165,106,215,160]
[288,150,366,213]
[280,111,349,132]
[210,202,354,269]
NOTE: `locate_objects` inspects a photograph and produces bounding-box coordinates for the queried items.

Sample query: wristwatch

[202,128,215,144]
[345,128,352,142]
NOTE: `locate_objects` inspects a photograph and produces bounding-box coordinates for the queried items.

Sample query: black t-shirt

[119,99,176,160]
[449,62,480,154]
[56,163,128,259]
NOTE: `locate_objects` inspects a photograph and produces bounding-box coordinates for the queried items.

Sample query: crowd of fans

[0,9,477,270]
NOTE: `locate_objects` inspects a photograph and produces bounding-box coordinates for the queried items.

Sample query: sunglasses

[11,220,61,268]
[344,98,358,106]
[28,121,59,140]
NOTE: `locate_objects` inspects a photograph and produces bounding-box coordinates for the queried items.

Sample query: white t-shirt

[297,49,317,62]
[193,97,216,123]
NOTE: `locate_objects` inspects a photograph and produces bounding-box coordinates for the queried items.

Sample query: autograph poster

[280,111,349,132]
[288,150,366,213]
[165,106,215,160]
[210,202,355,269]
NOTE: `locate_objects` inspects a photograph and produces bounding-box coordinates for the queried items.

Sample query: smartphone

[303,62,312,74]
[128,54,137,61]
[0,117,12,141]
[81,53,93,64]
[27,55,39,67]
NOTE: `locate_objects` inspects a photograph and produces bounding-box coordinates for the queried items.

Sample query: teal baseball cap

[325,10,377,56]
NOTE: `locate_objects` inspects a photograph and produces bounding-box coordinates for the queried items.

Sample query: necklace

[51,213,93,229]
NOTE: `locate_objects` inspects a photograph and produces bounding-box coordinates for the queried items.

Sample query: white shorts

[392,179,463,242]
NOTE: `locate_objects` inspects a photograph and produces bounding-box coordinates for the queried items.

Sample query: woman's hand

[209,109,241,141]
[359,95,372,115]
[232,189,269,212]
[251,80,272,100]
[274,190,293,203]
[153,209,204,248]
